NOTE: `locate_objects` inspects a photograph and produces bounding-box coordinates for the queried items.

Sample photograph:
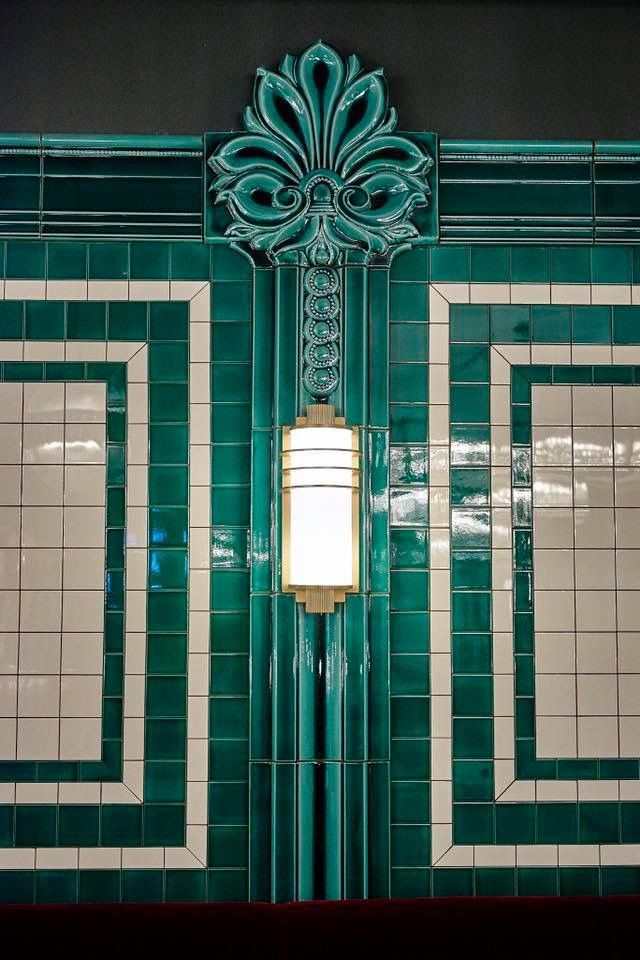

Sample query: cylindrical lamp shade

[282,407,359,613]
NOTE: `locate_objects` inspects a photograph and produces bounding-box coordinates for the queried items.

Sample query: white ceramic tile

[63,464,105,505]
[18,633,60,674]
[615,426,640,466]
[510,283,550,304]
[0,594,19,631]
[577,674,618,715]
[536,716,577,758]
[532,426,573,466]
[620,717,640,756]
[65,423,105,464]
[0,675,17,715]
[578,716,619,757]
[535,632,576,674]
[0,633,18,673]
[531,385,572,425]
[0,384,23,423]
[0,549,19,590]
[574,507,615,548]
[60,675,102,717]
[533,507,574,548]
[22,506,63,547]
[22,423,64,464]
[573,466,614,507]
[551,284,590,304]
[616,508,640,547]
[63,506,105,547]
[573,426,613,465]
[535,674,576,715]
[20,591,62,632]
[575,590,617,632]
[61,633,103,675]
[576,633,617,674]
[534,590,575,631]
[618,675,640,715]
[618,591,640,630]
[0,466,21,505]
[572,384,612,425]
[0,424,22,464]
[21,549,62,589]
[613,386,640,425]
[616,467,640,507]
[63,548,104,590]
[17,717,58,759]
[23,383,64,422]
[533,549,574,590]
[59,717,101,760]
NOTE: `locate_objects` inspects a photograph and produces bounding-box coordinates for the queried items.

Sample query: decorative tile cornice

[207,41,434,265]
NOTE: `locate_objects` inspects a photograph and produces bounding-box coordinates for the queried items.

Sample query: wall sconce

[282,404,360,614]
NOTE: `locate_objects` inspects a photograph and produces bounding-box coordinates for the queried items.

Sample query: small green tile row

[451,302,640,346]
[453,801,640,846]
[0,240,251,283]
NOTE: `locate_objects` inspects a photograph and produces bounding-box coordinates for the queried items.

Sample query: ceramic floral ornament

[209,41,433,266]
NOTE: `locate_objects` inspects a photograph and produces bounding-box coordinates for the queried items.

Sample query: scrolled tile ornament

[208,41,433,400]
[208,40,433,266]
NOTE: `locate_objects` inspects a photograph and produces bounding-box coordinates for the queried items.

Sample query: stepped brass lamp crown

[282,403,359,613]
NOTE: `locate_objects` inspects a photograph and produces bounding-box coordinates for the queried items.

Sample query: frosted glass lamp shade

[282,406,359,613]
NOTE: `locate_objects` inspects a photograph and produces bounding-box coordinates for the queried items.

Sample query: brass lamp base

[293,586,348,614]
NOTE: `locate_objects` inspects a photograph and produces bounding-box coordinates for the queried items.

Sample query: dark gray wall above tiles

[2,0,640,139]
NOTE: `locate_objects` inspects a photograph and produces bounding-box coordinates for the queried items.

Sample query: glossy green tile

[450,304,489,342]
[572,305,612,342]
[210,696,249,738]
[211,612,250,653]
[432,868,473,897]
[450,343,489,382]
[130,241,170,279]
[450,467,490,506]
[517,868,558,896]
[145,719,187,760]
[149,301,189,340]
[579,802,620,843]
[149,466,188,505]
[211,655,249,696]
[451,551,491,590]
[6,240,45,278]
[36,871,77,904]
[100,805,143,846]
[389,283,428,323]
[390,612,429,654]
[613,305,640,343]
[58,806,100,846]
[550,246,590,282]
[0,300,24,338]
[470,246,510,281]
[149,341,188,381]
[390,529,428,568]
[390,696,429,738]
[14,805,57,845]
[148,549,188,590]
[390,322,428,362]
[390,571,429,611]
[210,783,249,825]
[453,803,494,843]
[450,384,490,422]
[559,868,599,897]
[165,870,207,903]
[147,592,188,632]
[390,782,429,824]
[537,803,578,843]
[88,242,129,279]
[531,304,571,342]
[47,241,87,279]
[451,424,490,465]
[430,245,469,281]
[390,654,429,696]
[390,446,428,485]
[67,301,106,339]
[511,246,549,282]
[453,675,492,716]
[453,760,494,801]
[25,300,64,339]
[390,362,427,402]
[122,870,163,903]
[208,825,248,868]
[78,870,120,903]
[108,301,147,340]
[211,245,252,281]
[391,739,429,780]
[452,633,492,674]
[495,803,536,844]
[490,304,530,342]
[212,322,251,361]
[150,382,189,421]
[171,241,210,279]
[451,509,491,549]
[144,761,186,803]
[476,868,516,896]
[452,718,493,758]
[390,247,430,281]
[390,487,428,527]
[591,245,631,283]
[390,404,428,442]
[391,825,430,867]
[213,281,252,322]
[146,676,187,717]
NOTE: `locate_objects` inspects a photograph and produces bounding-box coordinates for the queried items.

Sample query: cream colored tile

[469,282,509,303]
[575,507,615,548]
[510,283,550,304]
[535,633,575,674]
[4,279,45,299]
[87,280,127,300]
[0,466,21,505]
[535,674,576,715]
[618,591,640,631]
[59,717,101,760]
[534,590,575,631]
[61,633,103,674]
[614,427,640,466]
[20,590,62,632]
[573,466,614,507]
[574,550,614,589]
[536,716,577,758]
[22,506,62,546]
[616,467,640,507]
[618,675,640,715]
[22,464,63,505]
[0,549,19,590]
[533,549,574,589]
[22,423,63,464]
[63,464,105,506]
[620,717,640,757]
[533,467,573,506]
[551,284,590,304]
[0,383,22,423]
[60,675,102,717]
[572,384,612,425]
[62,590,104,632]
[0,424,21,464]
[18,633,60,674]
[63,548,104,589]
[617,549,640,589]
[619,633,640,673]
[63,506,105,547]
[0,632,18,673]
[17,717,59,759]
[616,508,640,547]
[0,675,17,715]
[531,384,571,425]
[578,673,617,715]
[613,386,640,426]
[578,715,618,757]
[573,426,613,465]
[532,426,573,466]
[65,382,106,423]
[576,590,616,631]
[591,284,630,304]
[46,280,87,300]
[65,423,105,463]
